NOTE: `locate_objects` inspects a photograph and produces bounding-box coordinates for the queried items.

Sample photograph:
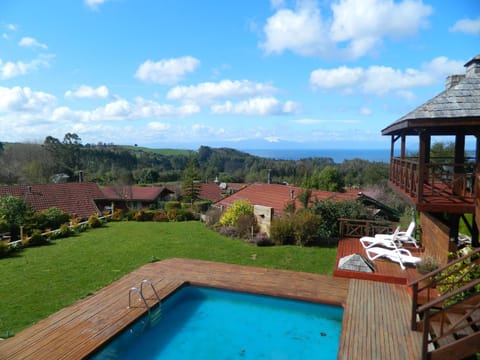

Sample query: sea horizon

[244,148,394,163]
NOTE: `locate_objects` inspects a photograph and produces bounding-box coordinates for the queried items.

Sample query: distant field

[0,221,337,337]
[121,145,195,156]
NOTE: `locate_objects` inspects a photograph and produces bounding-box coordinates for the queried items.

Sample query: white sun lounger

[375,221,419,248]
[360,227,402,249]
[365,246,422,270]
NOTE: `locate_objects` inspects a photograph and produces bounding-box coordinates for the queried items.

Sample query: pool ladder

[128,279,161,312]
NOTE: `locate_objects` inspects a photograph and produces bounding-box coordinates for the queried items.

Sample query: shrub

[254,232,274,246]
[270,217,295,245]
[174,209,196,222]
[218,226,237,238]
[293,210,322,246]
[58,223,72,238]
[165,201,182,212]
[0,241,13,258]
[437,246,480,305]
[235,214,257,240]
[312,199,372,241]
[123,210,136,221]
[219,200,254,226]
[152,211,169,222]
[32,208,71,232]
[28,229,48,246]
[88,215,102,228]
[417,254,440,274]
[204,208,222,227]
[111,209,124,221]
[134,210,154,222]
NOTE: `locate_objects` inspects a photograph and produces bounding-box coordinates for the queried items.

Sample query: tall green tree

[182,158,201,204]
[317,165,345,192]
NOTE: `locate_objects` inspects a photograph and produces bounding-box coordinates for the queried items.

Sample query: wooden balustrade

[338,218,397,238]
[390,158,475,204]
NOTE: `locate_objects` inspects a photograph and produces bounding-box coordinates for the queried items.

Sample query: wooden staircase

[409,247,480,360]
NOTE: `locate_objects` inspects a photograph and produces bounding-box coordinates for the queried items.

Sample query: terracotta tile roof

[0,182,104,218]
[214,183,358,215]
[199,183,248,202]
[100,186,172,201]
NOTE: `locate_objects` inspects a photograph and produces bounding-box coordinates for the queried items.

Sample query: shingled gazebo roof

[382,54,480,136]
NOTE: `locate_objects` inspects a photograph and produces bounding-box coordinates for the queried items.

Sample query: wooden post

[453,132,465,196]
[417,132,429,202]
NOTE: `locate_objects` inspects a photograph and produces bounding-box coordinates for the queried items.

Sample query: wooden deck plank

[338,279,422,360]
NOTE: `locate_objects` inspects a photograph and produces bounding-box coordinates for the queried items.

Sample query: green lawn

[0,221,337,337]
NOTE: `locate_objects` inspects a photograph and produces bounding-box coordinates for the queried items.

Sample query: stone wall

[419,212,457,265]
[254,205,274,236]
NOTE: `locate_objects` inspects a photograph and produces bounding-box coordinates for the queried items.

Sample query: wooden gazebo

[382,54,480,262]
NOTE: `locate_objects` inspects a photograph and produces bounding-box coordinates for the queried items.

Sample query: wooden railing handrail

[409,247,480,286]
[417,278,480,314]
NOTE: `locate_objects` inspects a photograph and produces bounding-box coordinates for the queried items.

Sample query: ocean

[244,148,393,163]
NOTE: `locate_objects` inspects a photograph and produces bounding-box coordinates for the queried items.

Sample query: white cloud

[7,24,17,31]
[310,66,363,89]
[295,118,324,124]
[85,0,108,10]
[261,0,333,57]
[450,17,480,35]
[360,107,372,116]
[0,55,52,79]
[211,97,300,116]
[309,56,464,95]
[147,122,171,132]
[65,85,110,99]
[134,56,200,85]
[0,86,56,113]
[330,0,432,58]
[270,0,286,9]
[86,97,201,122]
[19,37,48,49]
[261,0,432,59]
[167,79,278,103]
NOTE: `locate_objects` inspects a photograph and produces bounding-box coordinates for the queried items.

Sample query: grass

[0,221,337,337]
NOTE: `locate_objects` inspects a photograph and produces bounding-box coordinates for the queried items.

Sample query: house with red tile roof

[0,182,104,219]
[98,185,174,211]
[214,183,358,216]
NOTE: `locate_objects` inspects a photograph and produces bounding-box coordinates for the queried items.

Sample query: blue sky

[0,0,479,150]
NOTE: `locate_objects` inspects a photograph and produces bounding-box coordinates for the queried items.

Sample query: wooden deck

[0,258,422,359]
[339,279,422,360]
[334,237,424,285]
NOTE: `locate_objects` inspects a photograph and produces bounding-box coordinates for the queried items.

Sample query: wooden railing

[409,247,480,360]
[338,218,397,238]
[390,158,475,202]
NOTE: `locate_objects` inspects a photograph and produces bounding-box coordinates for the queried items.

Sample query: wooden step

[430,320,457,348]
[445,312,475,336]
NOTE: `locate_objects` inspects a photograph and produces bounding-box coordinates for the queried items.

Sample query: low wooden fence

[338,218,397,238]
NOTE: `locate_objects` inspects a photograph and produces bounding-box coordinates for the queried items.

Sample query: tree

[182,158,201,204]
[317,165,344,192]
[0,195,33,239]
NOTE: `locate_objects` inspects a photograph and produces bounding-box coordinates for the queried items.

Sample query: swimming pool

[89,285,343,359]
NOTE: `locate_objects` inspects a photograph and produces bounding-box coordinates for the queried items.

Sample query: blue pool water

[90,286,343,359]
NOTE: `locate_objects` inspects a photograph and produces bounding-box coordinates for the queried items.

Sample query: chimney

[445,54,480,89]
[78,170,84,183]
[465,54,480,77]
[446,74,465,89]
[290,189,295,200]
